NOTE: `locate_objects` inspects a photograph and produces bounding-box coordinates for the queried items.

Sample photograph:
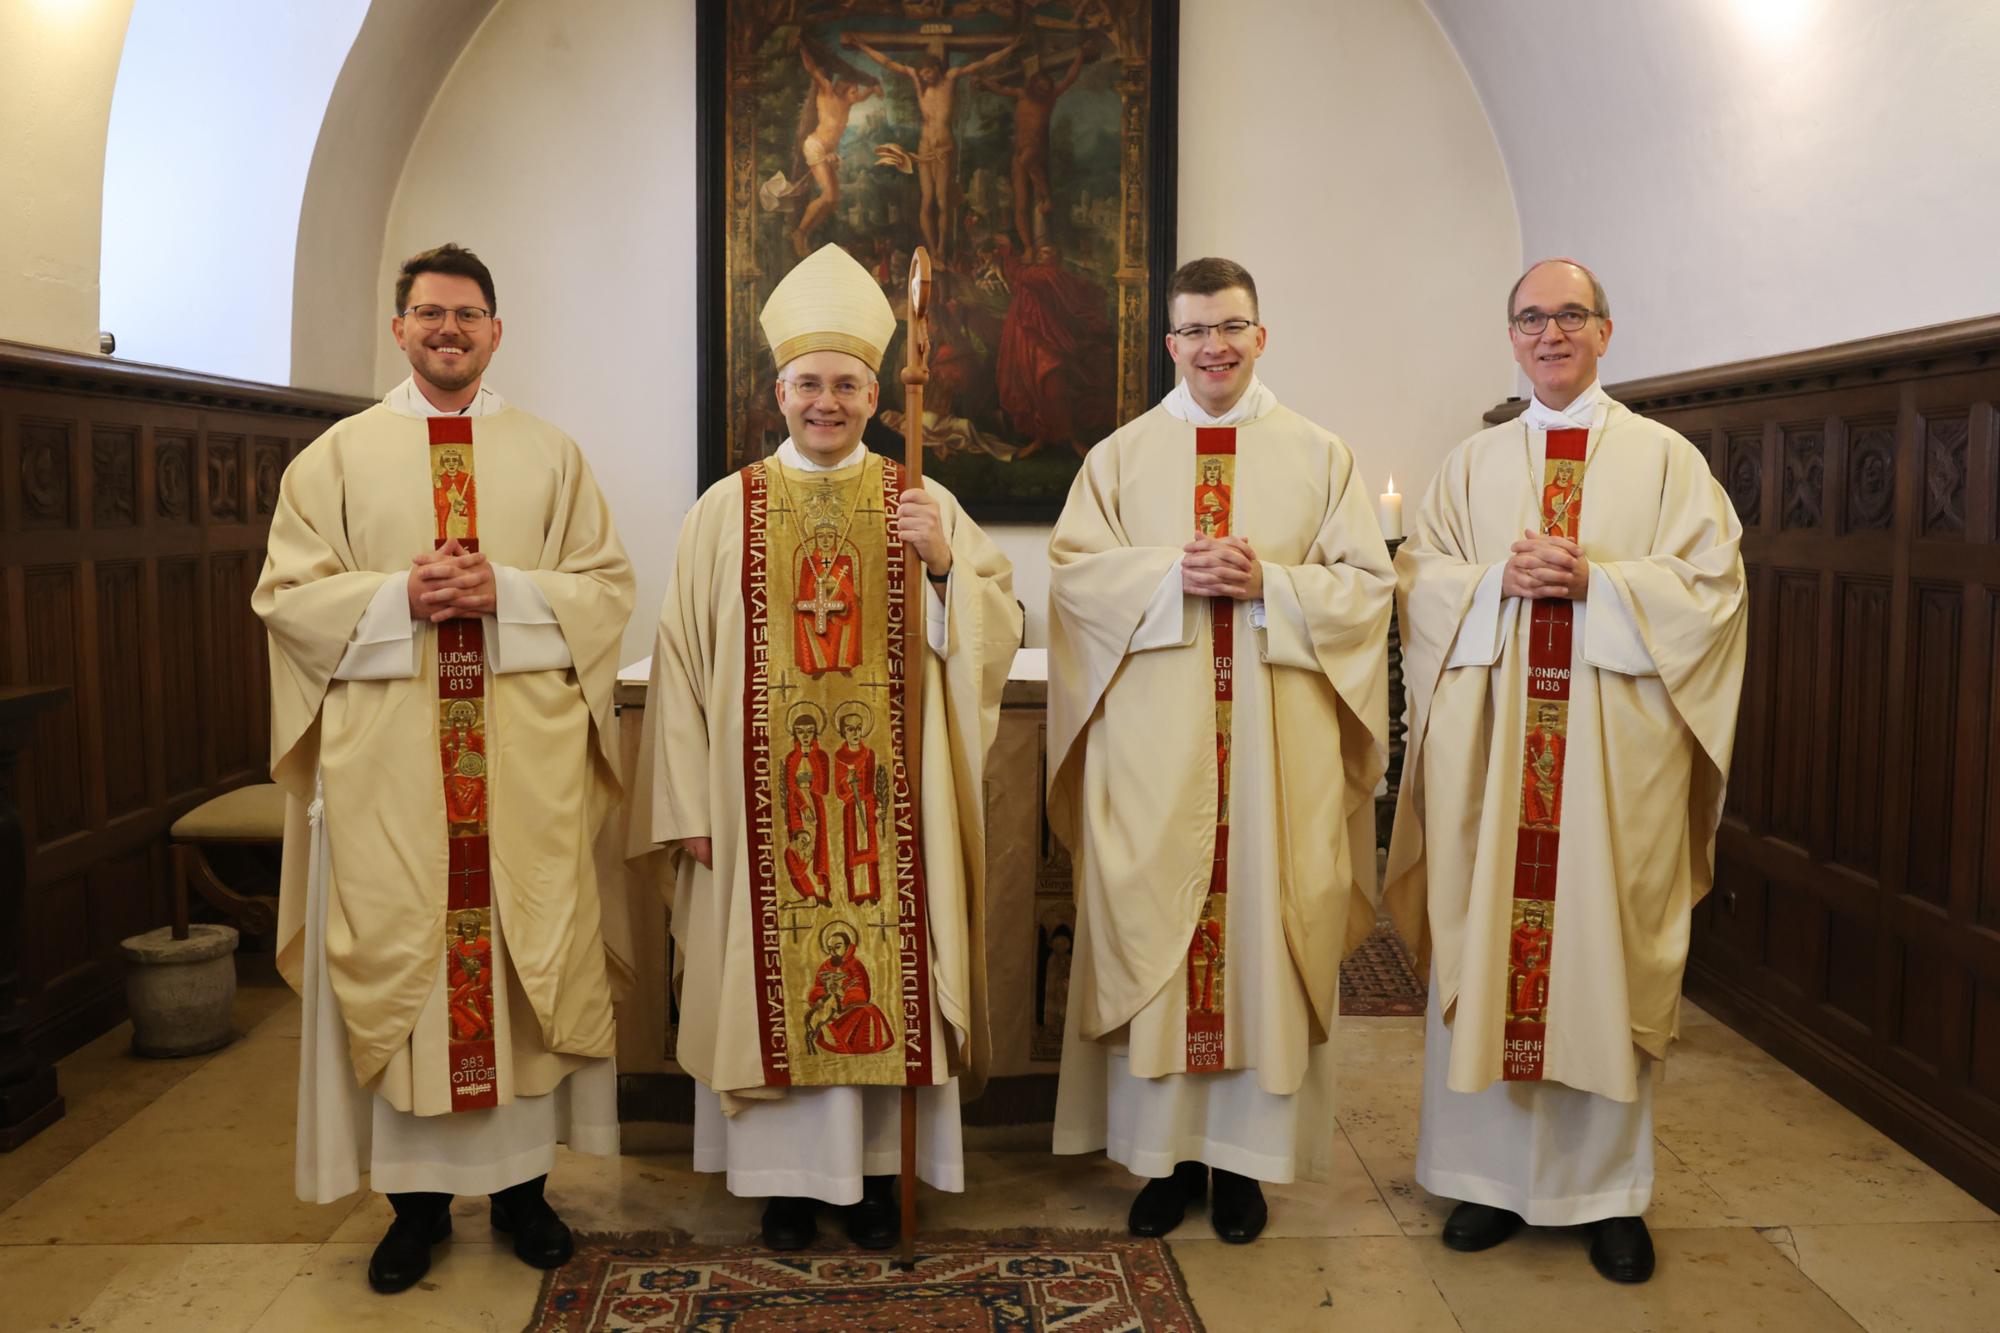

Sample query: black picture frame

[695,0,1179,523]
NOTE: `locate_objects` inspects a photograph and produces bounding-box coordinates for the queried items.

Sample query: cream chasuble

[255,384,635,1200]
[632,442,1017,1199]
[1386,395,1746,1110]
[1045,393,1391,1181]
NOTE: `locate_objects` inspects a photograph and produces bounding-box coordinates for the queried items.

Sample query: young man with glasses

[631,244,1020,1253]
[1387,259,1747,1283]
[254,242,636,1294]
[1047,256,1394,1243]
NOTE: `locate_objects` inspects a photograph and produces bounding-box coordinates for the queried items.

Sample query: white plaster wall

[1428,0,2000,381]
[291,0,498,396]
[376,0,697,669]
[100,0,369,382]
[372,0,1516,662]
[0,0,134,353]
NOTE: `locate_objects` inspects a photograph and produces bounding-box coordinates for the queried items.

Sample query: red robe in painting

[1520,725,1565,829]
[997,253,1114,450]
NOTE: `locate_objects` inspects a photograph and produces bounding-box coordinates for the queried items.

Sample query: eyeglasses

[1170,319,1259,342]
[1511,307,1602,336]
[782,377,871,401]
[401,304,493,328]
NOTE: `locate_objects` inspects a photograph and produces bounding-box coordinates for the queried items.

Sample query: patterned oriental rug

[525,1229,1204,1332]
[1339,918,1428,1017]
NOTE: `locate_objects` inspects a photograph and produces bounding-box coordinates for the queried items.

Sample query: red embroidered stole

[739,457,935,1088]
[428,416,498,1111]
[1186,428,1237,1072]
[1502,426,1588,1081]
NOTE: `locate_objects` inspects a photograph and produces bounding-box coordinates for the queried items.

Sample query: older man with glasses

[1047,256,1394,1243]
[1387,258,1747,1283]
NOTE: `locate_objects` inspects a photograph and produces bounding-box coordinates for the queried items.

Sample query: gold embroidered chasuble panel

[741,453,934,1088]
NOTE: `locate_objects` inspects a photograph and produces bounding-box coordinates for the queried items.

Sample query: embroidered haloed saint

[632,243,1020,1209]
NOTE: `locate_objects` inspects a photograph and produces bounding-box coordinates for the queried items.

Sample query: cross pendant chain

[798,572,848,635]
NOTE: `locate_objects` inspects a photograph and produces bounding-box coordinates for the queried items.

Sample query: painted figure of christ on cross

[844,29,1020,264]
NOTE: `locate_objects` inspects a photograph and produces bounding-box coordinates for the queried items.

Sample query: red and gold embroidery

[1186,429,1237,1073]
[739,455,934,1088]
[1502,427,1588,1081]
[428,416,497,1112]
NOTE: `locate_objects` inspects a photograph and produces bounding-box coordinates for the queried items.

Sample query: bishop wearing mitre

[632,244,1021,1252]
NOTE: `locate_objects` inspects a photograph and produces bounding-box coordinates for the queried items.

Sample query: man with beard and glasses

[255,242,635,1294]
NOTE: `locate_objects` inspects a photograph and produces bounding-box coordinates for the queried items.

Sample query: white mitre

[759,243,896,372]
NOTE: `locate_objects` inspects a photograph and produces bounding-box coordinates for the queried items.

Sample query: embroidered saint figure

[794,518,862,675]
[1508,900,1552,1022]
[782,703,831,902]
[1521,701,1566,830]
[802,921,893,1055]
[441,699,486,834]
[831,702,885,903]
[446,910,494,1041]
[1543,458,1581,538]
[433,446,476,540]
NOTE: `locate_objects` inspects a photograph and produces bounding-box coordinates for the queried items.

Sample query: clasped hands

[407,537,497,622]
[1502,529,1590,600]
[1181,535,1263,600]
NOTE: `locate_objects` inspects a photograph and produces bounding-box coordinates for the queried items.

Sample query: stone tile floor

[1,969,1994,1331]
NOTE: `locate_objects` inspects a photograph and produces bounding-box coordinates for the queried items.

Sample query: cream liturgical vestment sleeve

[631,451,1019,1111]
[1045,400,1392,1105]
[254,395,635,1199]
[1385,399,1747,1103]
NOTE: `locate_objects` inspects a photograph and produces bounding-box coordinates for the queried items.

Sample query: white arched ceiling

[99,0,370,382]
[1427,0,2000,381]
[289,0,498,395]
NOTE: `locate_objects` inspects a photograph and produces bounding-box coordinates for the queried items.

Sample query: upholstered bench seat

[170,783,286,842]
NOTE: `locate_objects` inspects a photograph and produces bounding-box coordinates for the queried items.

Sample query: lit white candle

[1379,476,1404,540]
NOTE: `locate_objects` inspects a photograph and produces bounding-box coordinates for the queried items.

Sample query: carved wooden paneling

[1,338,370,1063]
[20,419,75,529]
[91,426,137,528]
[1763,881,1819,996]
[206,552,257,778]
[95,562,149,819]
[1831,578,1891,879]
[1904,584,1962,907]
[206,434,242,522]
[1767,571,1821,847]
[1823,911,1877,1032]
[252,437,285,517]
[1845,419,1897,532]
[1923,413,1970,538]
[1602,319,2000,1213]
[1781,424,1825,530]
[23,566,84,843]
[1726,433,1763,526]
[158,557,203,798]
[1984,593,2000,933]
[156,431,194,523]
[1895,941,1952,1073]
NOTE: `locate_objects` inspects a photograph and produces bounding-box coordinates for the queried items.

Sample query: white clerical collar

[776,437,868,472]
[1521,378,1608,432]
[1163,373,1277,426]
[384,375,506,419]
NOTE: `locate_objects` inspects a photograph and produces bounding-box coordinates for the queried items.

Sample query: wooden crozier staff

[897,247,932,1270]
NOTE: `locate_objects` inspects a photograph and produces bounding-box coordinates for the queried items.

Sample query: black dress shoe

[1127,1160,1208,1238]
[761,1195,818,1251]
[489,1188,575,1270]
[1209,1168,1268,1244]
[1589,1215,1655,1283]
[842,1174,899,1250]
[1441,1201,1524,1252]
[368,1207,452,1294]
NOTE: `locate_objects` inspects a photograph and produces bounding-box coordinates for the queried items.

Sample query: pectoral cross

[797,574,848,635]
